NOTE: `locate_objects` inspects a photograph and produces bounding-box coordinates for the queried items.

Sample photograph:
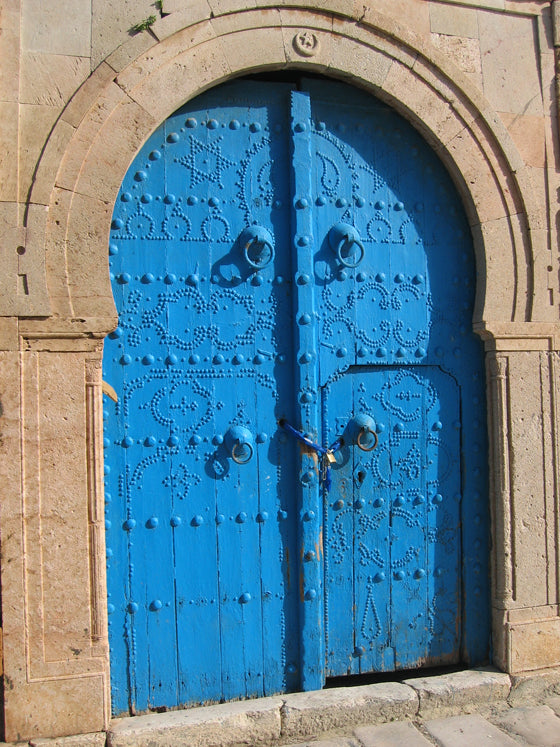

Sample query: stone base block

[107,697,284,747]
[508,618,560,673]
[281,682,418,739]
[402,668,511,719]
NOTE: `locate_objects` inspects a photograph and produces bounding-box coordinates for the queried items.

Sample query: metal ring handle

[243,236,275,269]
[336,235,365,268]
[357,427,378,452]
[231,440,254,464]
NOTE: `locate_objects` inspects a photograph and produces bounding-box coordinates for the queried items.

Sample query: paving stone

[424,714,520,746]
[509,668,560,707]
[354,720,433,746]
[546,696,560,717]
[492,705,560,746]
[282,739,359,747]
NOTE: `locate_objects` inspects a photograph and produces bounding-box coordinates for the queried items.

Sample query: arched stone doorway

[4,5,555,742]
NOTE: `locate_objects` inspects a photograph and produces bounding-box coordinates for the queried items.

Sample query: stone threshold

[20,666,560,747]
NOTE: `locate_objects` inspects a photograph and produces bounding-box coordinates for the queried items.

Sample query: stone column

[481,324,560,674]
[0,338,110,742]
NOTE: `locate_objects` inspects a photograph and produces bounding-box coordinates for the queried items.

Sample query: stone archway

[32,7,543,330]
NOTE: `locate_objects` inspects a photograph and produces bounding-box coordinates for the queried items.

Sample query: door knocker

[328,222,365,268]
[346,414,378,452]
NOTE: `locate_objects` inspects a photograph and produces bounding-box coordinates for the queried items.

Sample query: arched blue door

[103,79,489,715]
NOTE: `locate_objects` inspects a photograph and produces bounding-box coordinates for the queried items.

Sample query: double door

[103,79,489,715]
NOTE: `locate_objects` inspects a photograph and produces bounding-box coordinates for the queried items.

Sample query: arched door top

[33,5,540,335]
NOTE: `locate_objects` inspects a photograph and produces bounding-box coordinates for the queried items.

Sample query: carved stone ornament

[293,30,320,57]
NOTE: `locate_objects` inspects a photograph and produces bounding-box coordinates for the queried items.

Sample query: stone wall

[0,0,559,741]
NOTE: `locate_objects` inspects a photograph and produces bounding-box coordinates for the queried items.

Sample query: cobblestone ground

[282,699,560,747]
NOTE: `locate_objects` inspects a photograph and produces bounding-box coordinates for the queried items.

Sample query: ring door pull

[347,414,378,452]
[224,426,255,464]
[239,226,275,270]
[328,222,365,268]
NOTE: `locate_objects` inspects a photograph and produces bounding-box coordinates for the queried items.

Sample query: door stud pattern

[104,82,300,714]
[104,79,489,715]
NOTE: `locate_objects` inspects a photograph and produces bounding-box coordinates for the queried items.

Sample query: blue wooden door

[103,79,489,715]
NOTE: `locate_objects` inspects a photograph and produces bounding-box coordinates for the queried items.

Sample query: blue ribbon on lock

[279,419,342,492]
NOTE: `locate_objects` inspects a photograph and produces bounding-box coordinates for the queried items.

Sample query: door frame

[5,4,554,741]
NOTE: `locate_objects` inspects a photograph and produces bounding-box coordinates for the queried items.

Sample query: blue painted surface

[103,79,489,715]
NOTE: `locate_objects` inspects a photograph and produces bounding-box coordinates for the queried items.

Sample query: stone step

[106,668,512,747]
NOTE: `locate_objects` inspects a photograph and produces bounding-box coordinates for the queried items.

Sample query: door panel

[104,78,489,715]
[301,78,488,672]
[104,82,301,713]
[324,366,461,676]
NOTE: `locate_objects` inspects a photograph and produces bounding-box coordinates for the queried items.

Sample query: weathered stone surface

[499,112,546,169]
[430,33,482,90]
[91,0,156,69]
[107,697,283,747]
[20,52,90,107]
[18,103,62,202]
[0,318,18,351]
[0,201,21,316]
[283,739,359,747]
[281,683,418,739]
[447,0,504,8]
[492,705,560,746]
[424,714,519,746]
[403,669,511,719]
[61,61,116,128]
[363,0,430,36]
[546,696,560,717]
[72,92,156,204]
[0,6,21,102]
[429,3,479,38]
[328,25,394,85]
[17,203,51,316]
[29,117,75,206]
[21,0,91,56]
[381,59,466,150]
[0,102,19,201]
[478,11,543,116]
[508,617,560,675]
[30,733,106,746]
[354,720,433,746]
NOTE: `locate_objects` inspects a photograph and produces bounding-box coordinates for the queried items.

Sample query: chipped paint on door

[103,78,489,715]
